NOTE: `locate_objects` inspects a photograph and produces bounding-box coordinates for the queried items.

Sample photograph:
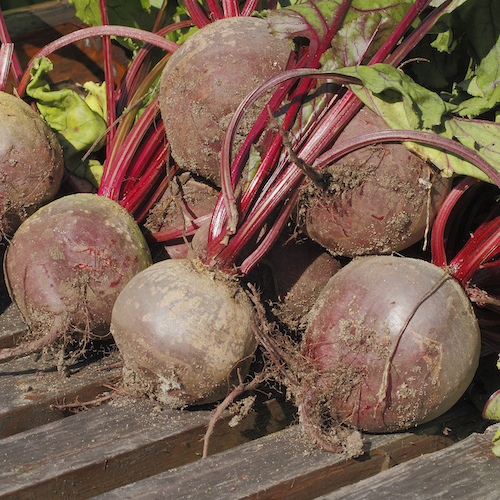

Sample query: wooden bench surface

[320,424,500,500]
[0,296,496,500]
[2,2,500,499]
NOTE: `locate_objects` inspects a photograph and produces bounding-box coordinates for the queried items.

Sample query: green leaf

[335,64,451,128]
[68,0,156,28]
[83,81,107,120]
[269,0,414,139]
[484,389,500,421]
[458,0,500,100]
[334,63,500,182]
[326,0,414,69]
[492,426,500,457]
[244,145,262,191]
[26,57,108,186]
[430,0,469,11]
[68,0,161,51]
[267,0,414,68]
[408,0,500,113]
[70,159,104,188]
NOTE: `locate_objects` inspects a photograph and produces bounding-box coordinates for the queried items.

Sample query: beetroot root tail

[298,387,344,453]
[0,319,64,362]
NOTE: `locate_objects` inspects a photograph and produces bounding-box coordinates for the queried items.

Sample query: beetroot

[296,107,451,257]
[298,255,480,438]
[145,174,219,260]
[110,259,257,408]
[256,231,342,330]
[159,16,291,186]
[1,193,152,363]
[0,92,64,236]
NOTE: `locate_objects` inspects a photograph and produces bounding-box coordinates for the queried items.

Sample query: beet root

[145,173,219,260]
[298,255,480,439]
[0,92,64,236]
[254,231,342,330]
[2,193,152,362]
[159,16,291,186]
[297,107,451,257]
[110,259,258,408]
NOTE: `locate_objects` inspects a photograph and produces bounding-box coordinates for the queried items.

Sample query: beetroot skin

[145,174,219,259]
[0,92,64,236]
[159,16,291,186]
[2,193,152,361]
[255,231,342,330]
[297,107,451,257]
[111,259,257,408]
[300,255,480,435]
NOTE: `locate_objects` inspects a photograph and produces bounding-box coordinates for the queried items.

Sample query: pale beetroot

[0,91,64,236]
[111,259,257,407]
[1,193,152,363]
[159,16,291,186]
[298,255,480,439]
[296,107,451,257]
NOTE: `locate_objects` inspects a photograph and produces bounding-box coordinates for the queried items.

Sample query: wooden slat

[0,395,296,500]
[90,427,411,500]
[0,280,489,500]
[0,293,123,439]
[0,302,27,349]
[0,347,122,439]
[318,424,500,499]
[3,1,78,36]
[91,402,489,500]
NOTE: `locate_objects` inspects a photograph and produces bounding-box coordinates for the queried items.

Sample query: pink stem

[241,0,260,16]
[132,170,173,223]
[98,98,160,199]
[16,26,180,97]
[0,7,22,85]
[222,0,240,18]
[184,0,211,27]
[239,190,299,274]
[117,21,192,114]
[119,122,166,197]
[207,0,224,20]
[99,0,117,163]
[450,215,500,284]
[148,214,212,243]
[430,177,479,268]
[0,42,13,91]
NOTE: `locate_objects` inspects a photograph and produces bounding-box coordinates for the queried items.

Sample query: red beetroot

[296,107,451,257]
[257,231,342,329]
[299,255,480,439]
[1,193,152,363]
[145,174,218,260]
[0,91,64,236]
[110,258,257,407]
[159,16,291,186]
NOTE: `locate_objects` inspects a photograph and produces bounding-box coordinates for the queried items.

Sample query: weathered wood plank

[0,301,27,349]
[318,424,500,500]
[0,263,125,440]
[0,395,295,500]
[91,402,488,500]
[0,348,122,439]
[0,292,121,438]
[4,0,77,36]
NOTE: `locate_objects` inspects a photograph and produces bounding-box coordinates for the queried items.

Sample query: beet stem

[0,7,23,86]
